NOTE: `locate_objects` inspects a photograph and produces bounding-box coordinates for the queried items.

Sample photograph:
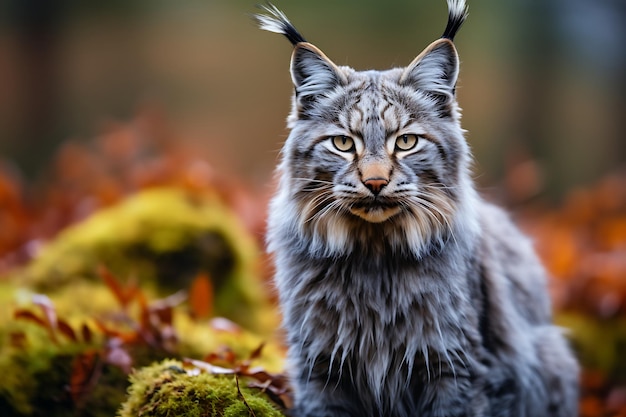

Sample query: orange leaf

[93,319,139,344]
[99,265,138,309]
[189,273,213,320]
[137,291,151,331]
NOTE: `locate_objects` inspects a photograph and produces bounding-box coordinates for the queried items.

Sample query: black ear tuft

[254,2,307,46]
[441,0,469,41]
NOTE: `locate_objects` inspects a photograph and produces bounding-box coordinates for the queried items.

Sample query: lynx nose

[363,177,389,195]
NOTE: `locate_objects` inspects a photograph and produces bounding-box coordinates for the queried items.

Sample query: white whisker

[292,177,335,184]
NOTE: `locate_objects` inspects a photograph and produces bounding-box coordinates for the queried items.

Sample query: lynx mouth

[349,202,402,223]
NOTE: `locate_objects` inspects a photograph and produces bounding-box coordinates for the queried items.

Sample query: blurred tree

[0,0,623,195]
[504,0,626,196]
[3,0,67,176]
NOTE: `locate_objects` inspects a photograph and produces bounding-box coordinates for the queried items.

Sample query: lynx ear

[290,43,346,103]
[400,39,460,113]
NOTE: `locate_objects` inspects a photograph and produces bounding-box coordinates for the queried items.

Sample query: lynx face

[293,72,461,225]
[275,39,473,256]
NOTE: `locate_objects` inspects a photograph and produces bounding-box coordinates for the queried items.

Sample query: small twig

[235,374,257,417]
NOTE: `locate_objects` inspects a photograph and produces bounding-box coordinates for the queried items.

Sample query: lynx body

[256,1,579,416]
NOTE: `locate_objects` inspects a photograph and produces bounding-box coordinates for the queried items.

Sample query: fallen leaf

[189,273,213,320]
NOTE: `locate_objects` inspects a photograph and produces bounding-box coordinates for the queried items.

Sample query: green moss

[118,360,286,417]
[16,187,276,333]
[0,188,286,415]
[0,279,285,416]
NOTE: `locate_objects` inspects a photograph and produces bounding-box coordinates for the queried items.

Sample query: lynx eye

[331,135,355,152]
[395,134,419,151]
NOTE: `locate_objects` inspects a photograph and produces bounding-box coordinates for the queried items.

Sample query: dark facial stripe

[420,134,448,162]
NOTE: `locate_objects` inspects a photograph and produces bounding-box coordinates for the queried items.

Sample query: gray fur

[258,1,579,416]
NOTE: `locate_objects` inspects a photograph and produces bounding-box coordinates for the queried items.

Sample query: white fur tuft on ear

[400,39,460,102]
[290,43,346,99]
[254,3,307,46]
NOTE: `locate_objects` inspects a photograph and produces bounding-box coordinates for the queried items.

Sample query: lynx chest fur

[256,1,579,416]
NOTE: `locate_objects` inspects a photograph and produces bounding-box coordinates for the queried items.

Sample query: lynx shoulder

[256,1,579,416]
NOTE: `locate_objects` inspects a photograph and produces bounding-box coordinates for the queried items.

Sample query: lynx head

[257,1,478,258]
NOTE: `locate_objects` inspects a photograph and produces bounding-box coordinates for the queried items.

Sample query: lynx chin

[255,1,579,416]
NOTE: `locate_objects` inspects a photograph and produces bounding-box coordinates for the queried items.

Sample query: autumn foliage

[1,110,625,415]
[0,108,266,275]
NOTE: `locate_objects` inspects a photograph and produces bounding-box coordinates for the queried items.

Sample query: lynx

[255,1,579,416]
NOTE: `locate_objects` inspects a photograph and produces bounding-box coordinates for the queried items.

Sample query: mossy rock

[0,278,285,416]
[17,187,274,332]
[0,187,285,415]
[118,359,286,417]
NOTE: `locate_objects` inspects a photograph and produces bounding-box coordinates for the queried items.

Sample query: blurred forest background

[0,0,624,195]
[1,1,626,416]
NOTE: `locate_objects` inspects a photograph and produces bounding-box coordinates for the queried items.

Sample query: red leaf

[189,273,213,320]
[148,304,173,329]
[14,307,59,344]
[81,323,93,344]
[14,309,47,328]
[245,367,275,384]
[248,342,266,362]
[57,318,77,342]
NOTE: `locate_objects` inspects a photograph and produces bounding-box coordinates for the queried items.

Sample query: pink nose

[363,177,389,195]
